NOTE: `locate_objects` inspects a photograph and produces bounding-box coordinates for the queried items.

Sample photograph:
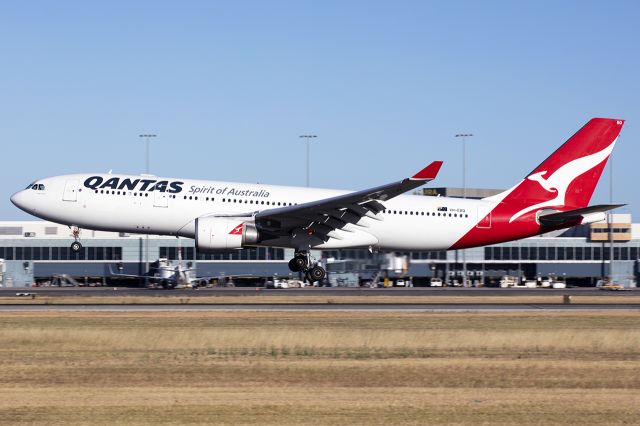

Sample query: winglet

[411,161,443,180]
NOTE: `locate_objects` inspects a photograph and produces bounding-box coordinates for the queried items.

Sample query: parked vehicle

[430,278,443,287]
[499,276,519,288]
[539,275,566,289]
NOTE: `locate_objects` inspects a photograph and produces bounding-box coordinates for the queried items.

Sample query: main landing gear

[288,251,326,284]
[70,226,83,253]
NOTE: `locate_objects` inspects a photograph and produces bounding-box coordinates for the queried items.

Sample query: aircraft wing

[252,161,443,244]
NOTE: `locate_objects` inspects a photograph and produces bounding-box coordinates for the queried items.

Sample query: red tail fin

[489,118,624,222]
[452,118,624,250]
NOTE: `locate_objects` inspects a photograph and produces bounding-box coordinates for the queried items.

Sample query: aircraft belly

[371,216,471,251]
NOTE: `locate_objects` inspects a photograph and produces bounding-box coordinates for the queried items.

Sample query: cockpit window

[38,184,45,191]
[31,184,38,190]
[26,183,35,189]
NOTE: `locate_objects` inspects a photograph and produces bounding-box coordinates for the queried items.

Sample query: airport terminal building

[0,222,293,287]
[0,216,637,288]
[0,188,637,287]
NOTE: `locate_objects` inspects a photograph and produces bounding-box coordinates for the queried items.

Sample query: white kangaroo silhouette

[509,139,617,223]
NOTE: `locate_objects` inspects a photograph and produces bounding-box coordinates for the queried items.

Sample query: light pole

[609,153,614,282]
[455,133,473,286]
[139,134,156,175]
[139,134,156,287]
[299,135,317,187]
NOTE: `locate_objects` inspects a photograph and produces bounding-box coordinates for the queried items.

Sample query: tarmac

[0,303,638,312]
[1,287,636,297]
[0,286,637,312]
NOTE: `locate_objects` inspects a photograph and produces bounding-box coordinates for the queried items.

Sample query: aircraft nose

[10,190,27,210]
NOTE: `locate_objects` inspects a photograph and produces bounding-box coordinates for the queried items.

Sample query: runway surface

[1,287,636,297]
[2,287,637,311]
[1,303,638,312]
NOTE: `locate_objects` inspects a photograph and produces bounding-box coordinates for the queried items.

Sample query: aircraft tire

[70,241,82,253]
[288,257,306,272]
[309,266,326,282]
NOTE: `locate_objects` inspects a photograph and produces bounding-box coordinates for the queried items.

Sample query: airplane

[11,118,625,283]
[109,245,206,288]
[108,240,241,288]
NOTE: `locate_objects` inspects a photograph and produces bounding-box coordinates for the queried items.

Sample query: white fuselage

[11,173,498,251]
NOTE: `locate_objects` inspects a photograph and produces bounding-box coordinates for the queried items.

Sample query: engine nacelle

[195,216,260,251]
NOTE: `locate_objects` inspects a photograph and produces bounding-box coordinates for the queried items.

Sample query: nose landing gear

[288,251,326,284]
[70,227,83,253]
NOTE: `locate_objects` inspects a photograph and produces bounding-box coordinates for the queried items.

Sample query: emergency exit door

[476,206,492,229]
[62,180,78,202]
[154,191,168,208]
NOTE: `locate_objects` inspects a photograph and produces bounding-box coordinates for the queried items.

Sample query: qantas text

[84,176,184,193]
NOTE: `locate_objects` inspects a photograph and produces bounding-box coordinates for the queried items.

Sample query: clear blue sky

[1,1,638,220]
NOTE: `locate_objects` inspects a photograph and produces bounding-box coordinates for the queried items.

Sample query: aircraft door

[62,180,79,202]
[476,205,492,229]
[154,190,168,208]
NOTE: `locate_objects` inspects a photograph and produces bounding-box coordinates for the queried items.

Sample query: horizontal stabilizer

[538,204,625,226]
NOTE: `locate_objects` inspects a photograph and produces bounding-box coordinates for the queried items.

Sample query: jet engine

[195,216,260,251]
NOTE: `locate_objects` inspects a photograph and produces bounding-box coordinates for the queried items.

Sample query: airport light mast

[455,133,473,287]
[609,153,614,282]
[139,133,156,288]
[299,134,317,187]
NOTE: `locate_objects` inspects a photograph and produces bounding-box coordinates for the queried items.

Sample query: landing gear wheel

[288,258,301,272]
[288,256,307,272]
[308,266,326,283]
[70,241,82,253]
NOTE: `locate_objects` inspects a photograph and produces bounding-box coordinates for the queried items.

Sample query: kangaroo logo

[229,224,244,235]
[509,139,617,223]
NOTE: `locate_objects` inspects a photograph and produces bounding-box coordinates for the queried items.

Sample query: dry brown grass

[0,311,638,425]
